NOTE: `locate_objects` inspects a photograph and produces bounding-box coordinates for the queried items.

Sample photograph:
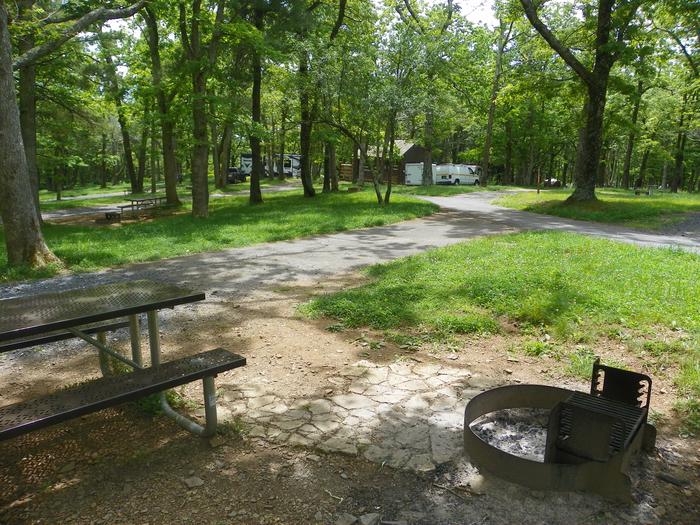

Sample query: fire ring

[463,384,649,501]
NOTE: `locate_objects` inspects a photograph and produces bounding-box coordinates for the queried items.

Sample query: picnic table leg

[96,331,112,376]
[128,315,143,367]
[146,310,218,437]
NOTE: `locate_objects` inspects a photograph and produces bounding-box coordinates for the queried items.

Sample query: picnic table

[103,196,168,222]
[0,280,245,440]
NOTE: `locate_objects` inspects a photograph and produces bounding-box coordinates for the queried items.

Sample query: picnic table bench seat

[0,348,245,441]
[0,320,130,353]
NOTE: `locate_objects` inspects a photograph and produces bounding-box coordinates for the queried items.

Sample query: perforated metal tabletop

[0,280,205,342]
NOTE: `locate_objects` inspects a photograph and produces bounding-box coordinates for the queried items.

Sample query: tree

[1,0,145,268]
[521,0,642,202]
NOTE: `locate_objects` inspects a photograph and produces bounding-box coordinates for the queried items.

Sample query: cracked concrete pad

[331,393,377,410]
[319,437,358,455]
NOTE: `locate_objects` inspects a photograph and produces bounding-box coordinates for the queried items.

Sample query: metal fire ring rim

[463,384,633,500]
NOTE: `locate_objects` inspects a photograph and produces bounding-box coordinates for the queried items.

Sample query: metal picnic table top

[0,280,204,343]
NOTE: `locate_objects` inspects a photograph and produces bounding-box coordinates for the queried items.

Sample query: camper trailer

[435,164,480,185]
[404,162,437,185]
[240,153,301,178]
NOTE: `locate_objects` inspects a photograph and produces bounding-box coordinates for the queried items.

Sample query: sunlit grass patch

[495,189,700,230]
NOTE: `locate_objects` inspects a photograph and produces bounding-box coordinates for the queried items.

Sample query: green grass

[390,184,509,196]
[39,182,133,201]
[301,231,700,428]
[303,231,700,335]
[495,188,700,230]
[1,190,437,281]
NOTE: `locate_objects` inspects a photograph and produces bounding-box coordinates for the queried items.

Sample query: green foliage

[522,340,556,357]
[565,348,598,379]
[495,189,700,230]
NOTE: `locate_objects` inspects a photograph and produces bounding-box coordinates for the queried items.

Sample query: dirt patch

[1,276,698,524]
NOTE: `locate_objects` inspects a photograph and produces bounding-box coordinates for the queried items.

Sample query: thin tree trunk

[150,119,158,193]
[249,7,264,204]
[481,20,512,187]
[422,109,433,186]
[137,102,149,193]
[298,51,315,197]
[671,95,688,193]
[323,142,331,193]
[504,119,513,184]
[357,140,366,186]
[384,112,396,205]
[329,142,338,192]
[210,98,221,189]
[100,133,108,188]
[17,0,40,219]
[621,79,643,189]
[0,2,57,267]
[219,123,232,184]
[144,6,180,206]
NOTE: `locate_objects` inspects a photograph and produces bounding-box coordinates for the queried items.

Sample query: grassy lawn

[39,182,133,201]
[1,190,438,281]
[302,231,700,432]
[495,188,700,230]
[389,184,509,196]
[38,178,299,211]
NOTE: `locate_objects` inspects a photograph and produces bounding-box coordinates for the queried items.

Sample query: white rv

[241,153,301,178]
[435,164,480,185]
[404,162,437,185]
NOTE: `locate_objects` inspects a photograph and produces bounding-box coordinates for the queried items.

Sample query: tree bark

[329,142,338,192]
[621,79,643,189]
[137,102,149,193]
[144,6,180,206]
[480,21,512,187]
[249,7,264,205]
[670,95,688,193]
[101,40,138,193]
[520,0,636,203]
[298,51,316,197]
[323,142,332,193]
[422,109,433,185]
[180,0,225,217]
[0,2,58,268]
[17,0,41,219]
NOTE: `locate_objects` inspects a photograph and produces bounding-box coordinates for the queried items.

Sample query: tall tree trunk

[137,102,149,193]
[219,122,232,184]
[323,142,331,193]
[210,98,221,189]
[249,7,264,204]
[298,51,315,197]
[144,6,180,206]
[277,103,287,179]
[150,119,158,193]
[101,39,138,193]
[100,133,108,188]
[17,0,40,219]
[180,0,225,217]
[569,83,608,201]
[671,95,688,193]
[504,118,513,184]
[351,144,359,183]
[481,20,512,187]
[384,112,396,205]
[422,109,433,186]
[357,140,366,186]
[621,79,643,189]
[329,142,338,192]
[0,2,57,268]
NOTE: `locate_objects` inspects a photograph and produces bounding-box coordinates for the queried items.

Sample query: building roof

[367,140,419,158]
